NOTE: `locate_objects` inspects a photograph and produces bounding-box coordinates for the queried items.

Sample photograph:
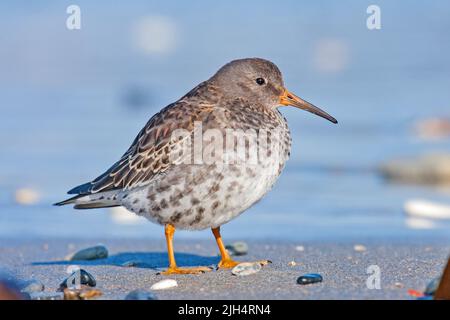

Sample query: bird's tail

[54,191,120,209]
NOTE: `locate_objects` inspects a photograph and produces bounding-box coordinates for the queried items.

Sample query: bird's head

[211,58,337,124]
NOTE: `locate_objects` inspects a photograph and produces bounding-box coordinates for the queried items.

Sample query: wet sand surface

[1,238,449,299]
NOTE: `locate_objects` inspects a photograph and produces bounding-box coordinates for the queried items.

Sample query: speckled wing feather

[68,82,220,195]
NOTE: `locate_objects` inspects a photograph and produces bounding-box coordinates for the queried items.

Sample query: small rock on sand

[231,262,262,276]
[68,245,109,261]
[297,273,323,285]
[59,269,96,290]
[225,242,248,256]
[151,279,178,290]
[120,260,150,268]
[353,244,367,252]
[125,289,158,300]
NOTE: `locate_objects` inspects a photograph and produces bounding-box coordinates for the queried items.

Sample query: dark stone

[120,260,154,268]
[225,242,248,256]
[59,269,96,290]
[69,245,108,261]
[297,273,323,285]
[125,289,158,300]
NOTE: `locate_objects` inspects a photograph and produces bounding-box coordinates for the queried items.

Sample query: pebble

[353,244,367,252]
[68,245,109,261]
[59,269,96,290]
[14,188,40,205]
[20,279,44,294]
[394,282,404,288]
[29,292,64,300]
[64,286,103,300]
[225,242,248,256]
[231,262,262,276]
[150,279,178,290]
[121,260,140,267]
[424,277,440,296]
[297,273,323,285]
[120,260,152,268]
[125,289,158,300]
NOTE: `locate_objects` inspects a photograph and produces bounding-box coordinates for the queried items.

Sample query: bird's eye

[256,78,265,85]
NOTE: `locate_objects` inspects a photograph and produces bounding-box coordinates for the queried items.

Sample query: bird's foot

[217,259,272,269]
[159,266,213,275]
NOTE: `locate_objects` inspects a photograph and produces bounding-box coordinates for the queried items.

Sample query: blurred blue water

[1,1,450,240]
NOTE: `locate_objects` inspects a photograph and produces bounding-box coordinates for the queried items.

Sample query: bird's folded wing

[71,101,215,195]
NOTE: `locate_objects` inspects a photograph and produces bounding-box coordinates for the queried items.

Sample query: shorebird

[55,58,337,274]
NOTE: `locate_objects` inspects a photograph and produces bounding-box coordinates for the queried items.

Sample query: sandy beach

[1,238,448,300]
[1,1,450,305]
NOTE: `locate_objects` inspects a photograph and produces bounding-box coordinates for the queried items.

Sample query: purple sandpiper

[56,58,337,274]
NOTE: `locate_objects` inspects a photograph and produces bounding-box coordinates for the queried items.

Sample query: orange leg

[160,224,212,275]
[212,227,271,269]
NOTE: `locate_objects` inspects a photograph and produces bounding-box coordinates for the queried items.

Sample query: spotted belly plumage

[121,120,291,230]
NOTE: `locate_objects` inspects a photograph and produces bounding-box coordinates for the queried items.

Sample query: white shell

[353,244,366,252]
[231,262,261,276]
[150,279,178,290]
